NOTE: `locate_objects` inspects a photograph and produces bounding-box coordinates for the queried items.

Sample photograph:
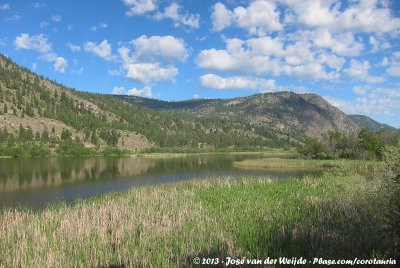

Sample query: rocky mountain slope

[116,91,360,139]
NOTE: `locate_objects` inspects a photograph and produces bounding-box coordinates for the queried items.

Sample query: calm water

[0,154,318,209]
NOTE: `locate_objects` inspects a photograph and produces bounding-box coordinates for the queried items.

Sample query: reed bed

[0,161,394,267]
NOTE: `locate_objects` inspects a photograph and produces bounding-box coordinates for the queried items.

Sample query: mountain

[348,114,397,131]
[0,54,366,154]
[0,54,295,153]
[115,92,360,139]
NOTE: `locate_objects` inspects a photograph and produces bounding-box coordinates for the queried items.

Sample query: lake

[0,153,318,209]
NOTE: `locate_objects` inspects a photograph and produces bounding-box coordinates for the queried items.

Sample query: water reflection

[0,154,318,209]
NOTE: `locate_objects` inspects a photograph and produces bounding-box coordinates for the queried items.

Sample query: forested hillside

[348,114,398,131]
[0,54,294,156]
[116,91,360,139]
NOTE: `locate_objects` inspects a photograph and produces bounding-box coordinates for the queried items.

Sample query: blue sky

[1,0,400,127]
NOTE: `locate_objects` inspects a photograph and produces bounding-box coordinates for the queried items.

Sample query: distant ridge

[115,91,360,139]
[348,114,397,131]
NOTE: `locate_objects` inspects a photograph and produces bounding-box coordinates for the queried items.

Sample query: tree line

[297,127,400,160]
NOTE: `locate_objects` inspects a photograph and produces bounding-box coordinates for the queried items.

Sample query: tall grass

[0,161,395,267]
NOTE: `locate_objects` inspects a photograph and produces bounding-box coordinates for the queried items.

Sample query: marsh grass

[232,158,383,170]
[0,161,394,267]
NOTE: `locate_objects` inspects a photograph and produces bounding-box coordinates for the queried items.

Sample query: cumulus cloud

[308,29,364,56]
[67,43,80,52]
[352,85,370,95]
[39,52,68,73]
[280,0,400,34]
[200,74,277,92]
[326,87,400,119]
[127,86,152,97]
[387,63,400,77]
[116,35,187,84]
[211,2,234,31]
[197,37,337,80]
[123,62,178,84]
[211,1,282,36]
[84,40,112,61]
[112,86,125,95]
[343,59,384,83]
[90,23,108,32]
[39,21,49,29]
[14,33,68,73]
[123,0,157,16]
[130,35,187,63]
[14,33,52,53]
[154,2,200,28]
[51,15,61,22]
[112,86,152,97]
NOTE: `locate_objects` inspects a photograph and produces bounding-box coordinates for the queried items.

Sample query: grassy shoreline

[0,160,395,267]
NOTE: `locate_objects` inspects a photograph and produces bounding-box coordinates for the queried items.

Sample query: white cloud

[116,35,187,84]
[39,21,49,28]
[317,53,345,71]
[14,33,67,73]
[387,63,400,77]
[211,1,282,36]
[127,86,152,97]
[90,22,108,32]
[32,63,37,71]
[352,85,370,95]
[343,59,384,83]
[6,14,20,21]
[197,37,337,80]
[123,62,177,84]
[14,33,52,53]
[154,2,200,28]
[32,3,42,8]
[112,86,152,97]
[71,67,84,75]
[84,40,112,61]
[193,94,199,99]
[123,0,157,16]
[39,53,68,73]
[112,86,125,95]
[0,3,10,10]
[53,57,68,72]
[280,0,400,34]
[326,87,400,117]
[51,15,61,22]
[310,29,364,56]
[130,35,187,63]
[211,2,234,31]
[67,43,80,52]
[200,74,277,92]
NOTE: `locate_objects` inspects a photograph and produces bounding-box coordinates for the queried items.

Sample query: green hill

[115,91,360,140]
[348,114,397,131]
[0,54,294,155]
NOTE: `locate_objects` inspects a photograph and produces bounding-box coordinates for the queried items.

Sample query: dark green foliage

[61,128,72,141]
[41,127,49,142]
[296,137,326,159]
[298,128,400,160]
[381,146,400,258]
[358,127,379,158]
[0,126,8,144]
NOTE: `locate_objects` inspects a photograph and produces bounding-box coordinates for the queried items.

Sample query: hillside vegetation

[0,54,298,156]
[1,53,396,157]
[116,91,360,139]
